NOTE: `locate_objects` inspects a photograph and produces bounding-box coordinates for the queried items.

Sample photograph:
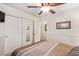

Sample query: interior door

[0,22,5,55]
[5,15,22,54]
[41,21,47,41]
[23,19,33,46]
[34,20,41,43]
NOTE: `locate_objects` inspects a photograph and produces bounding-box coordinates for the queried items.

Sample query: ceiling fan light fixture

[41,6,50,12]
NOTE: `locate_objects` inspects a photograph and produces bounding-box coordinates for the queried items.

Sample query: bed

[11,40,58,56]
[11,40,79,56]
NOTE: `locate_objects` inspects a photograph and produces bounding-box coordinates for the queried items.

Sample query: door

[41,21,47,41]
[34,20,41,43]
[23,19,33,46]
[0,22,5,55]
[5,15,22,54]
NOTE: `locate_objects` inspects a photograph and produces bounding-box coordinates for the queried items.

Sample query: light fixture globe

[41,6,50,12]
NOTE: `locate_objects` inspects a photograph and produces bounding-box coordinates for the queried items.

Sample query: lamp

[41,6,50,12]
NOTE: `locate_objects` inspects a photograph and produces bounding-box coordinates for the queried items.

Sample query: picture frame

[56,21,71,29]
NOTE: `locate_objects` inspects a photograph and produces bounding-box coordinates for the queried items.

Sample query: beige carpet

[48,43,73,56]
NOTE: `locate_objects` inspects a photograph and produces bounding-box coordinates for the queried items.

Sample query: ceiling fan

[27,3,65,15]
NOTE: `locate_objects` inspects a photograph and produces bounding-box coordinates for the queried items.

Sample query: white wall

[0,4,41,55]
[43,6,79,46]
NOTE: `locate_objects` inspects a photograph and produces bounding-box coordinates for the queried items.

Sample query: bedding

[12,40,79,56]
[67,47,79,56]
[48,43,73,56]
[11,40,58,56]
[11,41,46,56]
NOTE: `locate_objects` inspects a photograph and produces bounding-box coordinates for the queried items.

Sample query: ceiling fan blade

[49,3,65,6]
[38,11,43,15]
[49,9,56,14]
[27,6,41,8]
[41,3,48,6]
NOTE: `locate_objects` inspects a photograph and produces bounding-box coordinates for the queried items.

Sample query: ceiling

[2,3,79,17]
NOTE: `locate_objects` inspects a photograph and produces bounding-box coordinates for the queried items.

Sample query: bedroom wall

[0,4,41,55]
[43,7,79,46]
